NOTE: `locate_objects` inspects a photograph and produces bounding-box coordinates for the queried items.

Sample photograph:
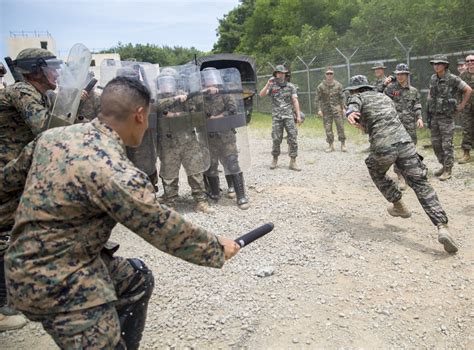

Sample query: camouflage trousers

[162,175,207,203]
[23,252,154,350]
[365,142,448,226]
[323,113,346,144]
[430,114,455,168]
[206,130,241,176]
[461,105,474,151]
[272,117,298,158]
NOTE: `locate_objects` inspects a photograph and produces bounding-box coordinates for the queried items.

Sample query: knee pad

[225,154,240,174]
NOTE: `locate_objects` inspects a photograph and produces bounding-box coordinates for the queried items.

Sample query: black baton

[235,223,274,248]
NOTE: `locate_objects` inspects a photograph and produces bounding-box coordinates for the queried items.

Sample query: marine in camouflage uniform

[202,67,250,210]
[459,54,474,164]
[0,63,7,90]
[345,75,458,254]
[259,65,302,171]
[0,48,64,331]
[2,77,239,349]
[315,66,346,152]
[156,69,213,213]
[427,55,472,180]
[371,62,388,93]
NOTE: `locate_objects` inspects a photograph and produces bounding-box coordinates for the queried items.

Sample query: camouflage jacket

[76,89,101,121]
[203,93,237,117]
[314,79,344,116]
[460,70,474,107]
[3,118,225,314]
[347,91,412,151]
[267,82,298,119]
[428,71,467,115]
[0,82,51,231]
[372,76,387,93]
[385,82,422,128]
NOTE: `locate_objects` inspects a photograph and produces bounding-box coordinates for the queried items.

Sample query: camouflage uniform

[315,79,346,144]
[267,81,298,158]
[428,71,468,168]
[347,90,448,226]
[385,82,422,144]
[2,119,225,348]
[460,70,474,151]
[76,89,101,122]
[156,93,208,203]
[204,93,241,176]
[372,77,387,93]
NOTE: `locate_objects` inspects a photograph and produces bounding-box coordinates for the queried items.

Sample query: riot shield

[100,60,159,176]
[49,43,92,128]
[201,67,250,175]
[155,64,210,180]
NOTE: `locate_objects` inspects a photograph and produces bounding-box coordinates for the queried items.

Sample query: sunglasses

[466,60,474,63]
[326,72,334,75]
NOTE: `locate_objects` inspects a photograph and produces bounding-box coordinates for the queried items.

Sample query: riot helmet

[201,67,223,87]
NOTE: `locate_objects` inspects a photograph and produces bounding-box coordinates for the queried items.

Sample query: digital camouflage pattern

[347,91,448,226]
[385,82,422,143]
[3,118,225,315]
[347,91,412,151]
[267,81,298,157]
[76,90,101,121]
[156,93,208,202]
[0,81,51,251]
[460,70,474,151]
[372,76,387,93]
[204,93,242,175]
[428,71,468,168]
[315,79,346,144]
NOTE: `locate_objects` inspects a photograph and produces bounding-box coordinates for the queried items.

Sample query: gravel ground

[2,126,473,349]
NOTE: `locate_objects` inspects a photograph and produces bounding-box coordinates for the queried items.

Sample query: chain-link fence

[254,35,473,121]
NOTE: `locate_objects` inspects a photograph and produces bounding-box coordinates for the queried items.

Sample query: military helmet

[273,64,288,76]
[157,67,178,94]
[371,62,386,70]
[201,67,223,87]
[394,63,410,74]
[117,66,140,79]
[0,62,6,76]
[430,54,449,66]
[14,48,60,74]
[159,67,178,77]
[344,75,374,91]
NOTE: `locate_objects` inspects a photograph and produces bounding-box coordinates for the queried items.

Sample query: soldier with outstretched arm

[2,77,240,349]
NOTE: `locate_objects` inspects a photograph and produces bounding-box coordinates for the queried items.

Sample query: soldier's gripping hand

[417,119,424,129]
[175,94,188,102]
[317,110,323,117]
[80,90,89,101]
[218,237,240,260]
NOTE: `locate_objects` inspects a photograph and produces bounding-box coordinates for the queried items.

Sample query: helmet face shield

[157,75,177,94]
[201,68,223,87]
[41,58,63,87]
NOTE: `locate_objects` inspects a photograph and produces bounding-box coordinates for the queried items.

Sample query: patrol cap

[394,63,410,74]
[273,64,288,75]
[371,62,386,70]
[430,54,449,66]
[344,75,374,91]
[325,66,334,74]
[457,58,466,65]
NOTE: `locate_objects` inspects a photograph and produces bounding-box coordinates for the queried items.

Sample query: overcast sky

[0,0,239,60]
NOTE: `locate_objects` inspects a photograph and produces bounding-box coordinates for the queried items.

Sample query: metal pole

[394,36,413,83]
[336,47,359,84]
[296,55,312,115]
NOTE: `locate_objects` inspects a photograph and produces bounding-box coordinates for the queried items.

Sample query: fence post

[296,55,317,115]
[336,47,359,84]
[394,36,413,83]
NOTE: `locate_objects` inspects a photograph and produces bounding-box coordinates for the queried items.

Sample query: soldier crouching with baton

[344,75,458,254]
[2,76,240,349]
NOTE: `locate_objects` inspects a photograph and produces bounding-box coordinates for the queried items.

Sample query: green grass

[249,112,465,147]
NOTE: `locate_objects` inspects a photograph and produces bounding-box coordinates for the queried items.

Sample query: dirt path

[2,129,473,349]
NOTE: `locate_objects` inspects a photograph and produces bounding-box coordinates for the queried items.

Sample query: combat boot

[458,149,471,164]
[270,156,278,169]
[203,175,221,200]
[0,308,27,331]
[433,166,444,177]
[437,224,458,253]
[397,173,407,191]
[225,175,236,199]
[289,157,301,171]
[195,201,215,214]
[387,199,412,218]
[341,142,347,152]
[232,172,250,210]
[325,143,335,153]
[439,167,452,181]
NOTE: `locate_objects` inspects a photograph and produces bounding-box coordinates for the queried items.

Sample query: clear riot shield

[201,67,250,175]
[49,43,92,128]
[155,64,210,180]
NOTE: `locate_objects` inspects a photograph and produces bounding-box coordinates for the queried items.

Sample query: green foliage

[101,43,205,66]
[214,0,473,67]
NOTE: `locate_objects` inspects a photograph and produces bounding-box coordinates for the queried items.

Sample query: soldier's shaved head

[100,76,151,121]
